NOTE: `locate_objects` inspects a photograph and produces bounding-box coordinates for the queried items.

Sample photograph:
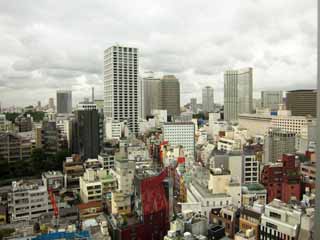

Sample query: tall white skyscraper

[202,86,214,113]
[261,91,283,110]
[104,45,139,134]
[56,90,72,114]
[224,67,253,122]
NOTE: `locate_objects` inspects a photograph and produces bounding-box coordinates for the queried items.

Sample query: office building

[239,113,272,137]
[224,68,253,122]
[271,114,315,136]
[190,98,197,114]
[286,89,317,117]
[104,45,139,134]
[74,101,100,160]
[261,91,283,110]
[163,122,195,157]
[202,86,214,113]
[143,74,161,117]
[264,128,296,163]
[57,90,72,114]
[160,75,180,117]
[260,199,302,240]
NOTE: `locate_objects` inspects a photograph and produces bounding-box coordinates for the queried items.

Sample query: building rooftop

[42,171,64,178]
[190,181,230,199]
[242,183,266,192]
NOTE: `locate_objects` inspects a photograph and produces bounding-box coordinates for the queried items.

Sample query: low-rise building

[77,201,103,220]
[260,199,302,240]
[79,169,102,203]
[42,171,64,192]
[63,155,84,190]
[111,191,131,215]
[8,180,50,223]
[242,183,267,207]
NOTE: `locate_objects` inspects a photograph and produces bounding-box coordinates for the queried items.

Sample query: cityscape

[0,1,318,240]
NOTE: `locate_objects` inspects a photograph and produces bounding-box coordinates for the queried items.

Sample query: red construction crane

[48,188,59,227]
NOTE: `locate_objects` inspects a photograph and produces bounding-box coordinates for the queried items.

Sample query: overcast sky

[0,0,316,107]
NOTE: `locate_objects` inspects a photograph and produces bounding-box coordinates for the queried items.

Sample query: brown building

[63,155,84,190]
[0,132,32,164]
[211,205,240,238]
[286,90,317,117]
[77,201,103,220]
[238,205,263,240]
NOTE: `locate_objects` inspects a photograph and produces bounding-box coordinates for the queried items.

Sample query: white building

[79,169,102,203]
[239,114,272,137]
[104,45,139,134]
[260,199,302,240]
[271,115,315,135]
[163,122,195,157]
[109,158,135,194]
[242,153,260,184]
[98,153,115,173]
[184,181,232,221]
[217,137,241,152]
[152,109,167,127]
[224,68,253,122]
[105,118,124,140]
[8,180,50,222]
[202,86,214,113]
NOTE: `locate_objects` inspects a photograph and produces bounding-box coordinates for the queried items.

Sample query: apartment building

[8,180,50,223]
[79,169,102,203]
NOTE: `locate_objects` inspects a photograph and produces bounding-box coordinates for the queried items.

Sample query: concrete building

[160,75,180,117]
[260,199,302,240]
[261,91,283,110]
[109,157,135,194]
[264,128,296,163]
[56,90,72,114]
[190,98,198,114]
[42,171,64,191]
[224,68,253,122]
[105,118,123,140]
[79,169,102,203]
[242,183,267,207]
[15,115,32,132]
[111,191,131,215]
[271,115,315,135]
[286,89,317,117]
[202,86,214,113]
[0,132,32,164]
[48,97,55,110]
[8,180,50,222]
[63,155,84,190]
[104,45,139,134]
[143,74,161,117]
[242,147,261,184]
[217,137,241,152]
[74,102,100,160]
[163,122,195,157]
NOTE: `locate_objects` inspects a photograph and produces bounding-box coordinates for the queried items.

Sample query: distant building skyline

[202,86,214,113]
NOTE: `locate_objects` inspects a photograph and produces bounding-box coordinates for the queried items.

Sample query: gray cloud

[0,0,316,106]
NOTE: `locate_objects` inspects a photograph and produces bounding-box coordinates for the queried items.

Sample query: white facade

[217,137,241,152]
[243,154,260,184]
[79,169,102,203]
[224,68,253,122]
[152,109,167,127]
[271,115,315,135]
[104,45,139,134]
[109,159,135,194]
[202,86,214,113]
[260,199,302,240]
[163,123,195,157]
[105,118,122,140]
[8,181,50,222]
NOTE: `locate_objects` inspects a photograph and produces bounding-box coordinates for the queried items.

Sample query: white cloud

[0,0,316,106]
